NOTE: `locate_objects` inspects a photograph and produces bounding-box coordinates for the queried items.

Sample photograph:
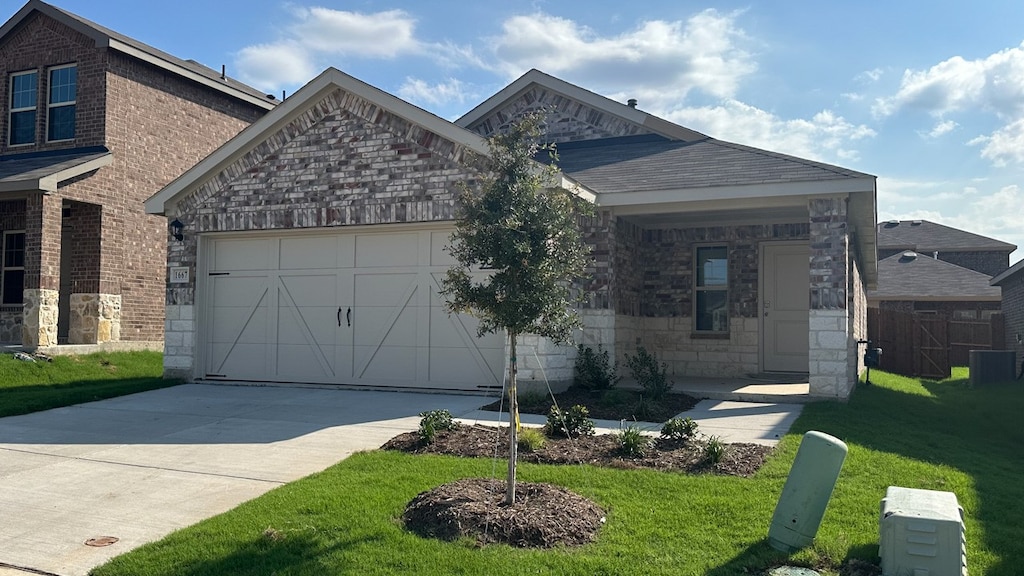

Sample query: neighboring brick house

[991,260,1024,371]
[0,0,275,347]
[869,220,1016,318]
[146,68,878,400]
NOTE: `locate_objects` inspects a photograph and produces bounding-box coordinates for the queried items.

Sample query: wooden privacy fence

[867,309,1005,379]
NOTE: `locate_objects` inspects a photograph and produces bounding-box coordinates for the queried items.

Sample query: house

[145,67,878,400]
[991,260,1024,372]
[869,220,1015,318]
[0,0,275,348]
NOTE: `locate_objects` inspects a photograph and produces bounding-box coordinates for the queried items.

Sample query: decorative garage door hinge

[205,374,227,378]
[208,272,229,276]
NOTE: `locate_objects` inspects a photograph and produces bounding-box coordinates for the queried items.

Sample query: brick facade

[0,9,269,346]
[997,270,1024,369]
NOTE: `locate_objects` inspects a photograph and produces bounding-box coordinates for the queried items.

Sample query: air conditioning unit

[879,487,966,576]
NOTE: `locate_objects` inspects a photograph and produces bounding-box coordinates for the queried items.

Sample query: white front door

[761,242,810,373]
[201,228,504,390]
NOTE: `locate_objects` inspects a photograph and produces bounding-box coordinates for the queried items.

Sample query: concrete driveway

[0,384,487,576]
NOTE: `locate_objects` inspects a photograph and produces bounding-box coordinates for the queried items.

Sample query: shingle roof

[877,220,1016,252]
[0,146,112,192]
[991,258,1024,286]
[548,134,872,193]
[1,1,277,109]
[868,251,1001,301]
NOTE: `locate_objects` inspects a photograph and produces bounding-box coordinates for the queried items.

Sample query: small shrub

[598,388,632,407]
[624,346,673,400]
[517,427,547,452]
[418,409,457,443]
[544,404,596,437]
[574,344,620,391]
[703,435,727,465]
[517,389,548,410]
[616,423,653,457]
[661,417,699,442]
[633,395,655,421]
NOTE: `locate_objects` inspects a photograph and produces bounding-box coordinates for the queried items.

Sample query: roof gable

[0,0,276,110]
[869,251,1001,301]
[991,258,1024,286]
[456,69,706,143]
[146,68,497,215]
[877,220,1016,252]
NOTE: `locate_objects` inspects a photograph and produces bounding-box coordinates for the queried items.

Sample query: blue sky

[9,1,1024,264]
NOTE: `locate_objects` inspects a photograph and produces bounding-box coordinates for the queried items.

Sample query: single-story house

[868,250,1002,318]
[145,68,878,399]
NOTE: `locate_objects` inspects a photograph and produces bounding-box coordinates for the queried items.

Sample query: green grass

[90,368,1024,575]
[0,350,176,417]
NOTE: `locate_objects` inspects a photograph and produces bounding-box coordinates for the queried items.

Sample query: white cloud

[234,7,429,91]
[968,118,1024,166]
[398,77,476,109]
[857,68,884,83]
[288,8,418,57]
[235,41,316,90]
[487,10,755,108]
[665,100,875,163]
[925,119,957,138]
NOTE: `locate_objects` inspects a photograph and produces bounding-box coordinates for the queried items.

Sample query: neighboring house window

[1,231,25,305]
[46,64,76,142]
[695,245,728,332]
[8,70,37,146]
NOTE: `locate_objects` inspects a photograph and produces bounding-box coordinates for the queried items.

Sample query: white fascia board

[597,177,875,208]
[559,175,597,203]
[108,40,277,110]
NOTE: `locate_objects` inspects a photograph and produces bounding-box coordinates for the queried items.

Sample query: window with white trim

[8,70,37,146]
[1,231,25,305]
[46,64,76,142]
[694,245,728,332]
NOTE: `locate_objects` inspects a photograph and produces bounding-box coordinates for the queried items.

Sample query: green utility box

[768,431,848,552]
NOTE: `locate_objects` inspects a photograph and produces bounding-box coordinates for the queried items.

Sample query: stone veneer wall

[848,257,868,385]
[163,304,194,380]
[68,293,121,344]
[808,197,853,398]
[0,308,22,343]
[640,317,760,377]
[22,289,58,347]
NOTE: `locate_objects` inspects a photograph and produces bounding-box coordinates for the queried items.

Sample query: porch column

[808,197,853,399]
[65,201,119,344]
[22,193,62,348]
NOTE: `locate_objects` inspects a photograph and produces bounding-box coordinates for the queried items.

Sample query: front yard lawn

[0,350,176,418]
[90,368,1024,575]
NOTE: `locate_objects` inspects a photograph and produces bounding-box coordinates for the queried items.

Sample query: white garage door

[200,228,505,390]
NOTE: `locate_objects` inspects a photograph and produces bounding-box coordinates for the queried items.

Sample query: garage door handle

[346,307,351,327]
[337,307,342,327]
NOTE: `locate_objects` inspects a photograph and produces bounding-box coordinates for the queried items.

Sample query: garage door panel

[354,273,416,307]
[353,307,418,347]
[279,236,341,269]
[209,306,268,344]
[209,342,268,377]
[205,230,508,390]
[355,233,418,267]
[428,347,502,385]
[276,344,334,382]
[212,239,271,271]
[354,345,417,380]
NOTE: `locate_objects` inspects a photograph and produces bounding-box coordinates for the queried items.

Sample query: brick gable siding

[463,87,651,143]
[169,87,483,307]
[1001,273,1024,365]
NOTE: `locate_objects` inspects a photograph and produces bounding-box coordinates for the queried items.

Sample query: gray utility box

[968,350,1016,385]
[879,486,966,576]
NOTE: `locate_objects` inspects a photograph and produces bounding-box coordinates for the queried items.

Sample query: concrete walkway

[0,384,803,576]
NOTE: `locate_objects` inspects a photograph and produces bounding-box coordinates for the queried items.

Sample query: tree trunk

[505,331,519,505]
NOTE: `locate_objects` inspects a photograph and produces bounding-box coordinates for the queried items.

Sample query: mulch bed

[479,386,700,422]
[382,424,773,477]
[403,478,605,548]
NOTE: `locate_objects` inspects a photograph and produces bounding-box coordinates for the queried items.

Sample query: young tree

[442,112,591,504]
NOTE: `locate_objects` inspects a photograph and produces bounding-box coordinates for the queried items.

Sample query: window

[47,64,76,142]
[1,231,25,305]
[694,245,728,332]
[8,70,37,146]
